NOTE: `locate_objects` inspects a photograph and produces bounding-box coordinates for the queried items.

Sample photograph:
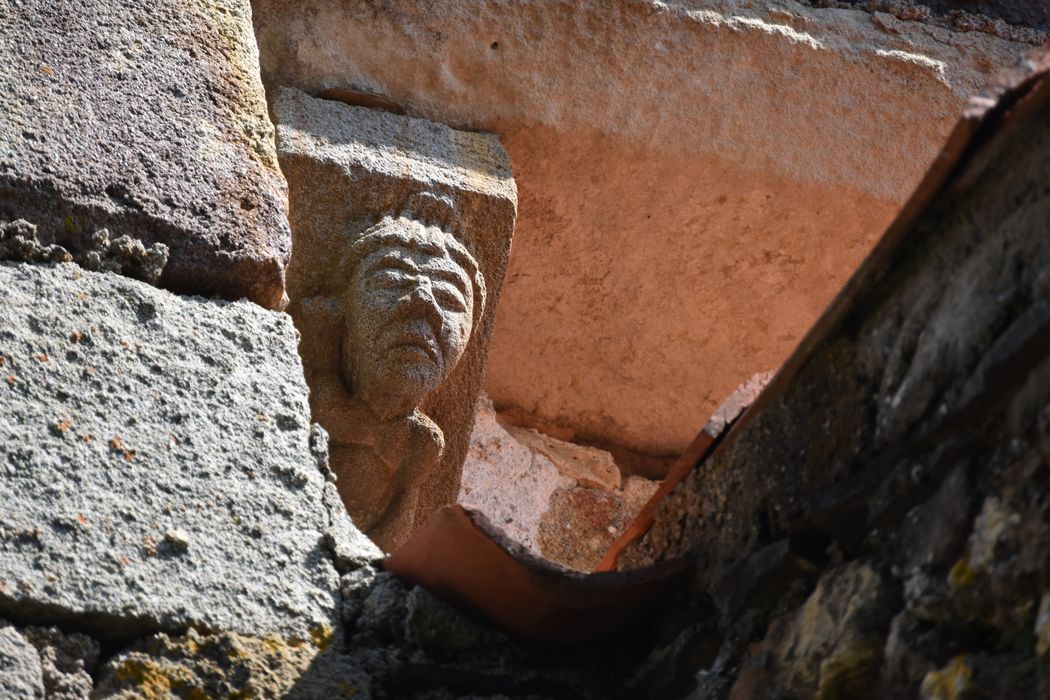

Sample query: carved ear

[402,191,463,234]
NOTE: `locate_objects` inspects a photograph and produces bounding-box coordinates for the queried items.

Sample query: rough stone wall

[620,51,1050,698]
[0,261,354,639]
[251,0,1031,457]
[0,0,291,308]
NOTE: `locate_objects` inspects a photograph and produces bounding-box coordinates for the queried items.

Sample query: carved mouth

[385,330,440,364]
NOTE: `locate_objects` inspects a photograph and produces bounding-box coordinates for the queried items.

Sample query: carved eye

[373,269,410,289]
[433,283,467,312]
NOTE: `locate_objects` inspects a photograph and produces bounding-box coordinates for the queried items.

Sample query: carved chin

[359,355,444,419]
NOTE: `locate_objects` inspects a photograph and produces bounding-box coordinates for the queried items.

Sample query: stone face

[252,0,1030,455]
[0,0,290,308]
[274,87,516,550]
[0,262,342,639]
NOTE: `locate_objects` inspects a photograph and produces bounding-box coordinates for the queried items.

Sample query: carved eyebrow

[364,252,418,276]
[363,249,472,297]
[428,266,471,297]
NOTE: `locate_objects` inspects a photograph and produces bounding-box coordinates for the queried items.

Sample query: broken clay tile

[384,505,689,646]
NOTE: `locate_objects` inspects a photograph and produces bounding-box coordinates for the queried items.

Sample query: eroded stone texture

[538,478,659,572]
[0,0,290,308]
[21,626,99,700]
[458,396,575,556]
[731,563,897,698]
[507,425,622,491]
[460,395,660,568]
[93,628,372,700]
[0,262,341,639]
[0,623,44,699]
[274,87,516,550]
[1,219,169,284]
[618,52,1050,697]
[252,0,1029,456]
[337,563,671,699]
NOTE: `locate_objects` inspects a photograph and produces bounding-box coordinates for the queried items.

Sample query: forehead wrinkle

[362,250,419,276]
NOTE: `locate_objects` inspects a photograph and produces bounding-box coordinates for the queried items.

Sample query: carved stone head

[342,194,486,420]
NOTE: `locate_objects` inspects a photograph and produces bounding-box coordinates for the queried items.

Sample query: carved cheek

[450,306,472,354]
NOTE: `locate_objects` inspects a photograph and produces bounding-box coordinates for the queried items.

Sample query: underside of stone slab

[0,0,291,308]
[251,0,1030,455]
[618,47,1050,698]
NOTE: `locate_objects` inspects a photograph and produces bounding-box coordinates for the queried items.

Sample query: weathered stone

[274,87,516,550]
[0,0,290,308]
[506,425,622,491]
[0,623,44,700]
[826,0,1050,39]
[343,555,677,699]
[458,395,574,556]
[1037,592,1050,659]
[732,562,896,700]
[323,482,386,575]
[701,370,776,440]
[1,219,169,284]
[253,0,1030,456]
[538,478,659,572]
[919,655,974,700]
[0,262,344,639]
[92,627,373,700]
[21,626,99,700]
[461,395,660,567]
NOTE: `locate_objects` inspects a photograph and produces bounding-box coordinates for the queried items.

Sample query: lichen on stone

[94,627,364,700]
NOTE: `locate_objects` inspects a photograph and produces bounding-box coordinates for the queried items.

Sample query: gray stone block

[0,262,347,640]
[0,0,290,308]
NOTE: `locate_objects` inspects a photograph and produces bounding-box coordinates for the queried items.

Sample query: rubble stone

[0,623,44,699]
[458,396,574,556]
[21,626,98,700]
[92,627,373,700]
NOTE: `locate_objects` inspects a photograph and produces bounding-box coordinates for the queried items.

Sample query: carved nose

[404,278,443,325]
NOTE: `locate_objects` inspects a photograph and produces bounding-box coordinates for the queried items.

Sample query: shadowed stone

[21,626,99,700]
[0,0,290,308]
[274,87,516,550]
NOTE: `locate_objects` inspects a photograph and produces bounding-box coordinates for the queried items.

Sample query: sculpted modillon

[298,193,486,549]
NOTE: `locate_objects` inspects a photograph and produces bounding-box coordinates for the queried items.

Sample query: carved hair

[343,202,486,325]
